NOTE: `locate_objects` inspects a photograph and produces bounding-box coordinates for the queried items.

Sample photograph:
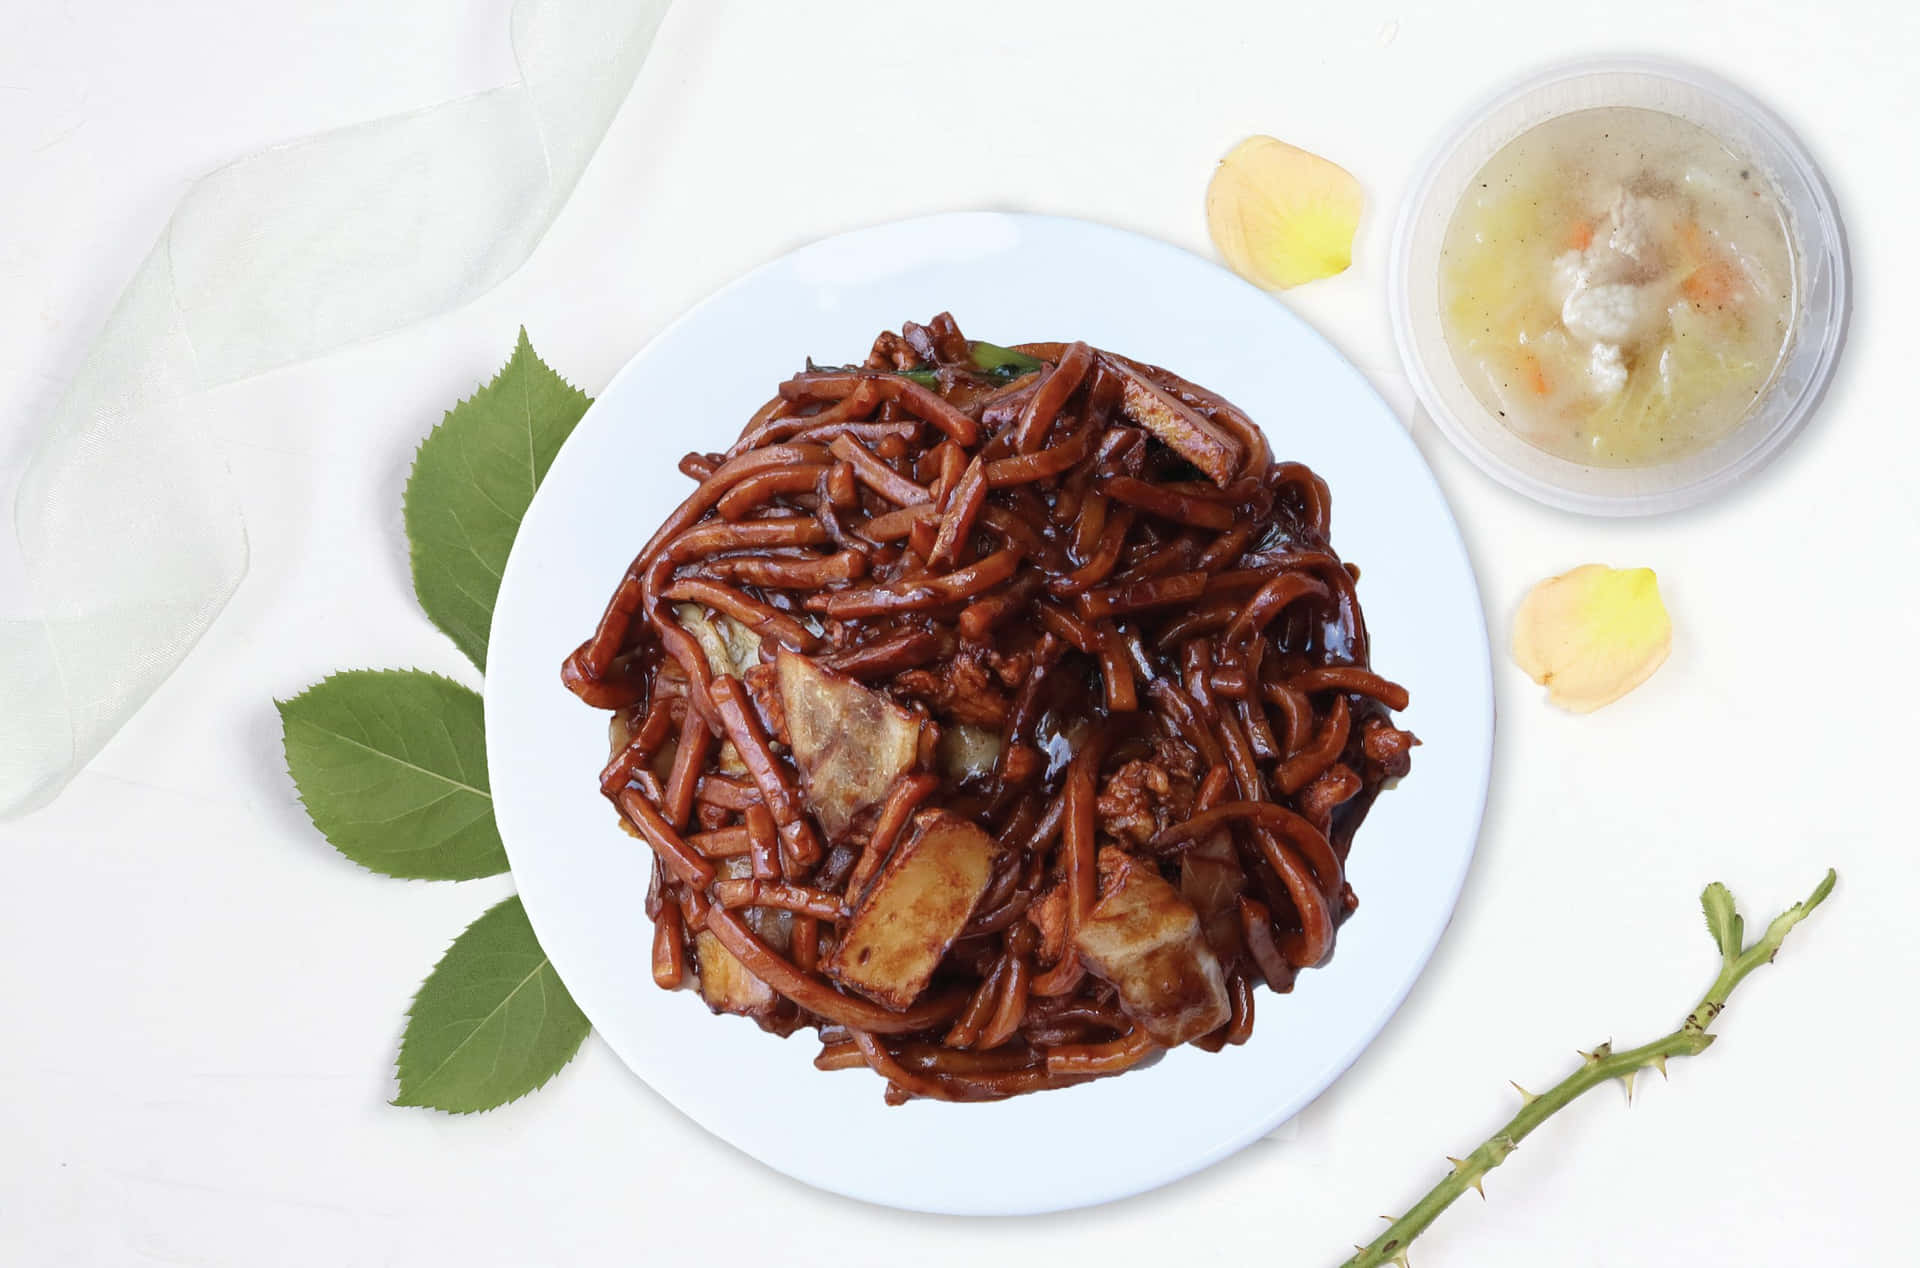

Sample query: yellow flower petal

[1206,136,1364,290]
[1512,565,1672,713]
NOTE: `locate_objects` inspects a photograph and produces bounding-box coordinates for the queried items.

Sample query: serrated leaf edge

[276,667,503,882]
[392,894,589,1114]
[401,327,590,672]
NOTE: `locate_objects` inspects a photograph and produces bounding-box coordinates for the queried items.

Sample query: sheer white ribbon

[0,0,670,817]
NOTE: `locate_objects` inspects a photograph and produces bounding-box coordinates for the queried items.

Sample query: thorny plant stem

[1340,870,1837,1268]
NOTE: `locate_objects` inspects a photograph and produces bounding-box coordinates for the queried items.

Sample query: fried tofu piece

[1075,848,1230,1046]
[776,649,923,839]
[1109,359,1243,486]
[825,809,1000,1010]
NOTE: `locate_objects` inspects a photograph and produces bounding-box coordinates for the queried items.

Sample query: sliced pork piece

[675,602,761,677]
[825,809,1000,1010]
[776,649,923,839]
[695,857,789,1018]
[1106,357,1244,486]
[1075,847,1230,1046]
[694,929,774,1014]
[677,603,762,773]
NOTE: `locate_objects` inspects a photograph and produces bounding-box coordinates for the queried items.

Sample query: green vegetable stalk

[967,340,1046,382]
[1342,870,1836,1268]
[803,342,1042,389]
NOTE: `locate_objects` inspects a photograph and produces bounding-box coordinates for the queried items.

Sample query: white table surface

[2,2,1914,1265]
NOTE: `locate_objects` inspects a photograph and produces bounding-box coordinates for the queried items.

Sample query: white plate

[486,212,1493,1215]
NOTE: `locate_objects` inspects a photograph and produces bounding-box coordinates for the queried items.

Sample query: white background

[2,2,1914,1265]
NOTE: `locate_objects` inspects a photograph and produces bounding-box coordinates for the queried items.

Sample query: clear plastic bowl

[1389,58,1850,516]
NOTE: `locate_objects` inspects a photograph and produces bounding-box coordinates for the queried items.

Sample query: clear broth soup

[1439,107,1796,467]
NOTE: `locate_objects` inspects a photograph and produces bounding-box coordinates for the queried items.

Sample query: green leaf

[394,895,590,1113]
[404,328,591,670]
[1700,882,1743,959]
[278,669,505,880]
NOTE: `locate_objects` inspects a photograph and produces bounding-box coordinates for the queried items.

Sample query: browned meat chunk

[1299,762,1363,834]
[900,321,940,364]
[1074,848,1230,1046]
[893,654,1012,728]
[867,329,920,371]
[998,742,1042,786]
[986,646,1036,689]
[1360,717,1419,780]
[1028,881,1069,966]
[925,312,971,363]
[1095,759,1173,847]
[1148,724,1202,784]
[742,661,787,746]
[825,810,1001,1010]
[1095,758,1195,847]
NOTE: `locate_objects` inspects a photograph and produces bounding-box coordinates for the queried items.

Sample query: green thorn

[1651,1053,1669,1080]
[1448,1157,1488,1199]
[1510,1080,1538,1105]
[1620,1070,1637,1105]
